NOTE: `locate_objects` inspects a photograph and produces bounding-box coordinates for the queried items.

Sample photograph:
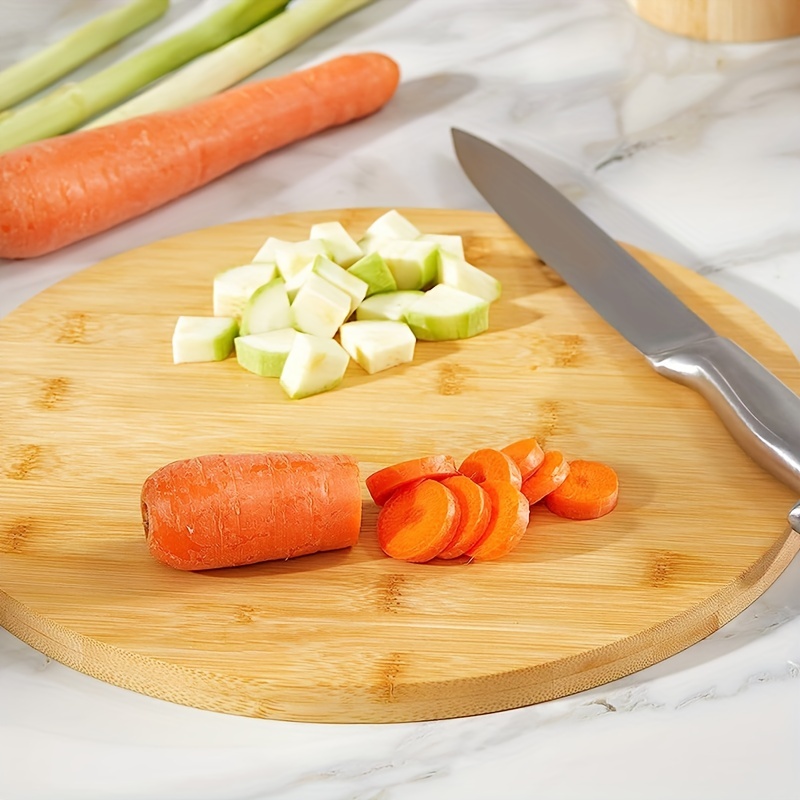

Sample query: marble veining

[2,1,800,798]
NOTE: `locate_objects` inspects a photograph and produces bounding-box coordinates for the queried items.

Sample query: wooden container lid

[628,0,800,42]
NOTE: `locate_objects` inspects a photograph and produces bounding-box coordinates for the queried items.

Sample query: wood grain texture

[628,0,800,41]
[1,208,799,723]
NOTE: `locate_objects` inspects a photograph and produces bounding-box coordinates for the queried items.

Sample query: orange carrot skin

[501,437,544,481]
[377,479,461,563]
[545,460,619,520]
[520,450,570,505]
[142,452,361,571]
[0,53,400,259]
[366,454,459,506]
[466,480,530,561]
[459,448,523,490]
[436,475,491,559]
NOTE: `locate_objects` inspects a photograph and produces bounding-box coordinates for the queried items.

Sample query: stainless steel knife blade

[452,127,800,518]
[452,129,713,358]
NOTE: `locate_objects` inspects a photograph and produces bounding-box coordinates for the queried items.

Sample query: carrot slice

[0,52,400,259]
[436,475,491,559]
[466,480,530,561]
[501,437,544,481]
[520,450,570,505]
[545,460,619,520]
[377,479,461,563]
[459,448,522,490]
[141,452,361,571]
[366,454,459,506]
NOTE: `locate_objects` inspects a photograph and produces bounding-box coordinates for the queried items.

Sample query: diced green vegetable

[213,263,276,319]
[175,209,503,398]
[376,240,439,290]
[437,251,502,303]
[339,320,416,374]
[310,255,368,314]
[234,328,297,377]
[347,252,397,297]
[365,209,421,240]
[419,233,465,260]
[274,238,329,281]
[291,273,352,339]
[404,284,490,341]
[251,236,293,264]
[84,0,379,129]
[172,316,238,364]
[0,0,169,113]
[279,332,350,399]
[309,221,363,268]
[239,277,291,336]
[355,290,425,322]
[355,235,385,256]
[284,263,315,302]
[0,0,290,154]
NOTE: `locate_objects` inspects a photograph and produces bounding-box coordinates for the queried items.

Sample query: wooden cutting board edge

[2,528,797,723]
[2,207,800,724]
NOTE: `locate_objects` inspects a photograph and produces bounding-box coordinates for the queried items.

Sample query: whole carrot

[0,52,400,260]
[142,452,362,571]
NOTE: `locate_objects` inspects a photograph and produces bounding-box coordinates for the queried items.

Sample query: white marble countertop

[2,1,799,798]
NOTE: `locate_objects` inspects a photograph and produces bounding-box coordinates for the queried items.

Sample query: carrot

[366,454,459,506]
[377,479,461,563]
[466,480,530,561]
[0,52,400,259]
[544,459,619,520]
[436,475,491,559]
[520,450,570,505]
[501,437,544,481]
[141,452,361,571]
[459,448,522,490]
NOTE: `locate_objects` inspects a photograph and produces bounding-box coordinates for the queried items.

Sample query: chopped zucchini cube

[404,284,490,341]
[280,332,350,399]
[172,316,238,364]
[339,320,416,374]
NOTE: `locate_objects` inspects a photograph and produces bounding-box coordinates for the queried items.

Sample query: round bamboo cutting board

[1,208,798,723]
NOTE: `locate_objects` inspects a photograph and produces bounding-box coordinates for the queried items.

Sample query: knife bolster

[648,335,800,499]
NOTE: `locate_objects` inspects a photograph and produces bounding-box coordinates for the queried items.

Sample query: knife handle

[648,336,800,531]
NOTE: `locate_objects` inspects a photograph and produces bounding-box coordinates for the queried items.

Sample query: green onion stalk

[0,0,289,154]
[0,0,170,113]
[84,0,380,131]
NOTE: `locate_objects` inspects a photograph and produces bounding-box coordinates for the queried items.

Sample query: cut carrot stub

[377,479,461,563]
[466,480,530,562]
[545,459,619,520]
[520,450,570,505]
[436,475,491,559]
[366,454,459,506]
[501,437,544,481]
[142,452,361,571]
[459,448,522,490]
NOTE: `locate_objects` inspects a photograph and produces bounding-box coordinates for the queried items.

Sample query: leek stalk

[0,0,289,154]
[84,0,379,130]
[0,0,170,113]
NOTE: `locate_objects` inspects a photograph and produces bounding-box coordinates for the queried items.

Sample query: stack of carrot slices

[366,438,619,563]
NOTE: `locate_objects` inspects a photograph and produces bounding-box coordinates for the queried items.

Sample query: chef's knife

[452,128,800,531]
